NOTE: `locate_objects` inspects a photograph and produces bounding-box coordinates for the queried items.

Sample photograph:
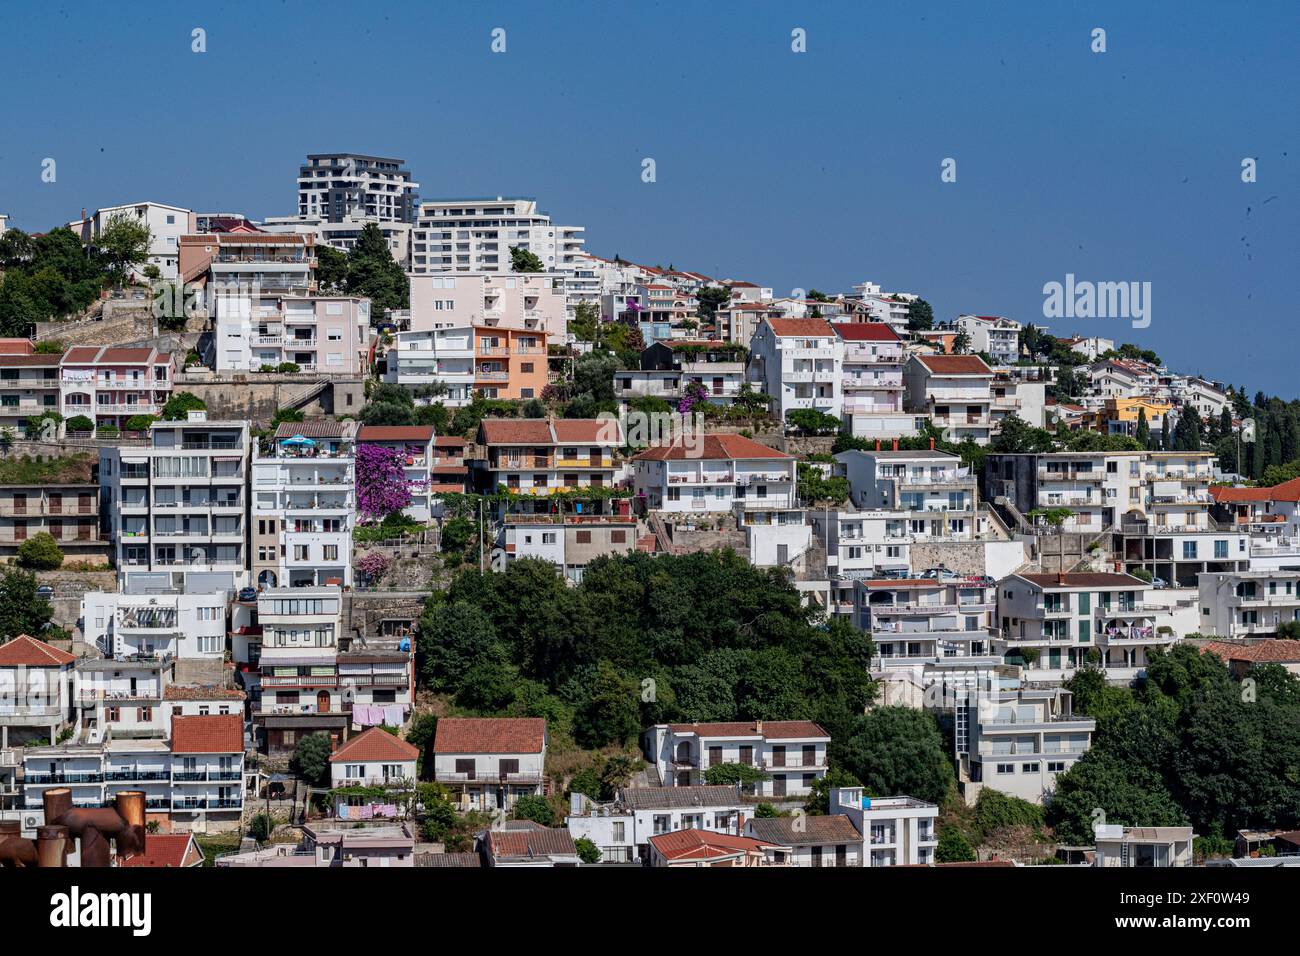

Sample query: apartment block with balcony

[99,414,250,589]
[178,232,316,299]
[1197,570,1300,638]
[0,635,76,748]
[0,352,62,433]
[566,785,748,864]
[214,294,370,374]
[837,448,980,541]
[432,717,546,812]
[632,434,796,515]
[477,418,623,511]
[960,687,1095,805]
[997,572,1176,683]
[21,714,244,833]
[750,318,843,422]
[834,322,918,439]
[855,579,1000,676]
[991,371,1046,429]
[252,420,356,589]
[809,508,912,615]
[645,721,830,798]
[355,425,437,521]
[828,786,938,867]
[410,197,584,277]
[954,314,1022,365]
[68,202,194,281]
[0,476,106,563]
[297,154,419,224]
[59,346,173,429]
[904,354,995,445]
[251,586,349,755]
[614,340,750,406]
[501,514,637,584]
[328,727,419,819]
[80,583,230,664]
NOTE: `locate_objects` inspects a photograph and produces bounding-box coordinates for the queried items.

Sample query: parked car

[237,586,258,602]
[35,585,55,600]
[919,566,961,580]
[1150,576,1169,589]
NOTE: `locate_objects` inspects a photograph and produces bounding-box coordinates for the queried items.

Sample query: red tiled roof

[434,717,545,754]
[632,433,791,462]
[1201,640,1300,664]
[649,829,777,861]
[551,419,617,443]
[0,353,62,367]
[915,354,993,376]
[477,419,619,445]
[667,720,828,740]
[330,726,420,763]
[119,834,202,868]
[766,318,836,338]
[170,714,242,754]
[833,322,901,342]
[486,827,576,859]
[357,425,434,442]
[0,635,75,667]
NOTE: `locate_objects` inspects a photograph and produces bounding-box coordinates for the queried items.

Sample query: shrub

[277,362,300,374]
[123,414,156,433]
[510,794,555,827]
[575,837,602,865]
[96,424,120,439]
[17,532,64,571]
[66,415,94,433]
[248,813,274,843]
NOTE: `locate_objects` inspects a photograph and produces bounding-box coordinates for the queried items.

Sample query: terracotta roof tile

[434,717,545,754]
[833,322,901,342]
[170,714,242,754]
[748,815,861,846]
[487,827,576,859]
[649,829,777,861]
[330,727,420,763]
[666,720,828,740]
[0,635,75,667]
[119,833,202,868]
[1201,640,1300,664]
[631,434,791,462]
[915,354,993,376]
[765,318,836,338]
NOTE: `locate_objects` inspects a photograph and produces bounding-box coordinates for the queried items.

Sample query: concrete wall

[172,372,366,422]
[908,539,1027,577]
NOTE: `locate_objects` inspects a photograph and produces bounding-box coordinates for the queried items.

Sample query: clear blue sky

[2,1,1295,394]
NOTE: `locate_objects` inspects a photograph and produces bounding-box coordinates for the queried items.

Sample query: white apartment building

[1094,825,1195,867]
[81,584,230,663]
[214,294,370,374]
[100,414,251,590]
[179,232,316,299]
[998,572,1177,683]
[410,197,584,277]
[252,420,356,589]
[69,201,194,281]
[855,579,1000,675]
[631,434,796,515]
[477,418,624,510]
[845,281,916,336]
[828,786,938,867]
[1170,376,1229,421]
[904,354,995,444]
[991,371,1047,429]
[259,214,413,266]
[614,340,750,407]
[296,154,419,224]
[750,318,844,423]
[0,635,76,749]
[1197,570,1300,638]
[834,322,917,439]
[1056,336,1115,362]
[432,717,547,813]
[960,687,1094,805]
[22,714,244,832]
[645,721,830,798]
[955,314,1022,365]
[500,515,637,584]
[810,508,912,615]
[567,785,748,864]
[836,449,980,541]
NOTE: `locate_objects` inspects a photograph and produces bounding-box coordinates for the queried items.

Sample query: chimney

[892,438,899,451]
[1057,571,1067,586]
[929,437,935,450]
[755,720,763,735]
[874,439,881,451]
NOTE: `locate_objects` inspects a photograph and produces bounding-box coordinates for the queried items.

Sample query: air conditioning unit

[23,814,40,830]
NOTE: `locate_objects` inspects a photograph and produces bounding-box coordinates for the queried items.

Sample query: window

[324,545,338,561]
[1022,763,1040,773]
[575,530,592,544]
[995,763,1014,774]
[294,545,309,560]
[1214,540,1228,559]
[1183,541,1197,560]
[1048,761,1067,773]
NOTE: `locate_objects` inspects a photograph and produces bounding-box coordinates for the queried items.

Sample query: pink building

[60,346,174,427]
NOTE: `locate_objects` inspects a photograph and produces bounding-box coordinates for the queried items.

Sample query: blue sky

[2,1,1295,394]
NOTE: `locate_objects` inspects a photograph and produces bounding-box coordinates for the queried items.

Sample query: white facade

[904,354,995,445]
[81,590,228,662]
[214,294,370,374]
[410,197,584,277]
[1198,570,1300,638]
[69,202,193,281]
[99,414,251,589]
[828,787,938,867]
[750,318,844,423]
[632,435,797,514]
[566,786,747,864]
[645,721,830,798]
[955,314,1022,365]
[835,322,916,439]
[296,154,419,224]
[836,449,980,541]
[1094,825,1195,867]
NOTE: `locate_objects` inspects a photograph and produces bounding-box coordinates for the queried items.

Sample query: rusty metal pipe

[36,825,69,868]
[0,821,37,867]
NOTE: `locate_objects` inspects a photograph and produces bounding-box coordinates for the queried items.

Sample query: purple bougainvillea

[356,443,413,521]
[678,380,709,415]
[354,549,392,581]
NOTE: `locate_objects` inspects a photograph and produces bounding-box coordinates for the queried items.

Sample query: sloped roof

[433,717,546,754]
[330,726,420,763]
[914,354,993,376]
[622,786,742,810]
[1201,640,1300,664]
[748,815,862,846]
[833,322,901,342]
[766,318,836,338]
[666,720,828,740]
[170,714,242,754]
[0,635,75,667]
[649,829,777,861]
[631,434,791,462]
[486,827,576,859]
[119,833,203,868]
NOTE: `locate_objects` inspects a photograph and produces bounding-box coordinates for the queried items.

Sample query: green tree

[316,244,349,293]
[160,392,206,421]
[417,600,503,692]
[94,212,152,286]
[906,298,934,332]
[702,762,767,788]
[695,286,730,322]
[832,707,955,805]
[574,660,641,748]
[345,223,409,314]
[509,247,545,273]
[574,836,602,864]
[935,827,976,863]
[17,532,64,571]
[510,794,555,826]
[291,732,333,786]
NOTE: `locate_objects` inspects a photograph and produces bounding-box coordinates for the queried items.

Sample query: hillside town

[0,153,1297,875]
